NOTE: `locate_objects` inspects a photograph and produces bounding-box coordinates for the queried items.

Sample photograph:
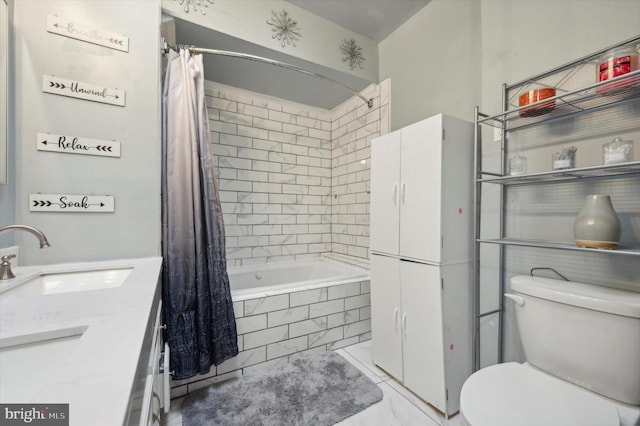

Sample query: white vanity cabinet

[370,113,473,418]
[139,300,170,426]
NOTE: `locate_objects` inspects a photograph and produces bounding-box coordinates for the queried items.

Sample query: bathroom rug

[181,350,383,426]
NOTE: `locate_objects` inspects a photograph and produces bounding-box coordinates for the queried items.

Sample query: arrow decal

[47,15,129,52]
[37,133,121,158]
[43,75,125,107]
[30,194,115,213]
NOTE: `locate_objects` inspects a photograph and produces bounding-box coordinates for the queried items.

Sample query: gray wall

[378,0,640,366]
[5,0,162,265]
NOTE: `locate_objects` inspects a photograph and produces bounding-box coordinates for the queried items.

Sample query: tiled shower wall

[206,80,390,265]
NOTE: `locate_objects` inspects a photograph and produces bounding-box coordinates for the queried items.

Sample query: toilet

[460,275,640,426]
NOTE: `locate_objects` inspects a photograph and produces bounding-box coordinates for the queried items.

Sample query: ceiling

[172,1,429,109]
[285,0,429,42]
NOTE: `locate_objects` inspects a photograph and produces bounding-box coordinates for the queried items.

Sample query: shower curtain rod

[162,44,374,108]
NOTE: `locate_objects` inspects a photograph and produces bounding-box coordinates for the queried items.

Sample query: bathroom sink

[8,267,132,296]
[0,328,86,402]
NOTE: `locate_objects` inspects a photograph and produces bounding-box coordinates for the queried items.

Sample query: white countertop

[0,257,163,426]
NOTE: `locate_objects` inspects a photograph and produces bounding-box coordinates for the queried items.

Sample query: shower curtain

[161,49,238,380]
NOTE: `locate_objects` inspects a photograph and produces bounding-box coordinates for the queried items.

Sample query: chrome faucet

[0,225,51,280]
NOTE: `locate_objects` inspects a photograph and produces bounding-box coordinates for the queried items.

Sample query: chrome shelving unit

[472,35,640,371]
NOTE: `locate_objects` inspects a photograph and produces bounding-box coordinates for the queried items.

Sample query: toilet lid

[460,363,619,426]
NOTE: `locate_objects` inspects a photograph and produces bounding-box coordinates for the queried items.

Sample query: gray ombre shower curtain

[161,49,238,380]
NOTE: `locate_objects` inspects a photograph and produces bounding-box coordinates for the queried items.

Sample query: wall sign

[37,132,121,158]
[30,194,115,213]
[43,75,125,107]
[47,15,129,52]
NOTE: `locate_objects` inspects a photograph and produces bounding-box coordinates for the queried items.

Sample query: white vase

[573,194,621,249]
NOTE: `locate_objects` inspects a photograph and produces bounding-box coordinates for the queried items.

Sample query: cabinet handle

[392,307,399,328]
[401,182,406,204]
[402,312,407,335]
[393,183,398,204]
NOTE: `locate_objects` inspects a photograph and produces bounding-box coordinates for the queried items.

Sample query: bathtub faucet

[0,225,51,280]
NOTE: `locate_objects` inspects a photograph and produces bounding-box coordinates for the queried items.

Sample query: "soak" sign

[29,194,115,213]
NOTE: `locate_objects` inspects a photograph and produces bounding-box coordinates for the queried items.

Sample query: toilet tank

[509,275,640,406]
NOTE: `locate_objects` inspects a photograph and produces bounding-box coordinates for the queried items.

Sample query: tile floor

[161,340,461,426]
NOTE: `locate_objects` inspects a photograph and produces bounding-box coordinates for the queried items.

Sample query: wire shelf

[478,70,640,130]
[478,161,640,185]
[477,238,640,256]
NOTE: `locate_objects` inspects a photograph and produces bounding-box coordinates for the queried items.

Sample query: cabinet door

[370,254,403,381]
[370,131,401,255]
[400,261,446,411]
[399,117,443,262]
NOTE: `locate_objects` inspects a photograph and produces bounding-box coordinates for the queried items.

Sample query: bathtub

[171,256,372,394]
[228,258,369,300]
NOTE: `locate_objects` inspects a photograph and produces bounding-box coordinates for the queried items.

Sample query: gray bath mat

[182,351,383,426]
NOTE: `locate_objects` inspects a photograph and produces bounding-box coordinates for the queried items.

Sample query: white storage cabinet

[370,113,473,418]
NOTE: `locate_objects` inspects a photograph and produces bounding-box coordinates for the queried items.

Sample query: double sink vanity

[0,256,165,425]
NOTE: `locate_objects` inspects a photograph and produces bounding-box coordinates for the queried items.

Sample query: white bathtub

[228,258,369,300]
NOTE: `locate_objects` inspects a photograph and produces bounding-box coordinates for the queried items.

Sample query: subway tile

[309,299,344,318]
[216,347,267,375]
[237,236,269,247]
[220,133,251,148]
[207,97,237,112]
[282,143,309,156]
[244,325,289,350]
[282,224,309,234]
[238,104,269,119]
[309,327,344,348]
[212,144,238,157]
[269,194,297,204]
[251,160,282,173]
[227,247,253,259]
[291,287,328,307]
[210,120,237,135]
[268,214,297,224]
[219,156,251,170]
[252,245,282,258]
[237,192,269,203]
[237,169,268,182]
[360,306,371,320]
[344,319,371,338]
[268,131,297,144]
[233,301,244,318]
[281,164,309,175]
[225,225,252,237]
[244,294,290,316]
[220,110,252,126]
[253,203,282,214]
[289,317,327,338]
[253,117,283,132]
[266,336,308,360]
[327,336,360,351]
[268,173,296,184]
[327,309,360,328]
[282,123,308,136]
[296,234,322,244]
[282,204,309,214]
[237,214,268,225]
[269,152,297,164]
[282,184,308,195]
[237,125,269,140]
[281,244,308,255]
[253,138,282,152]
[252,182,282,193]
[252,225,282,236]
[236,314,267,335]
[269,234,296,245]
[237,148,269,161]
[268,109,296,124]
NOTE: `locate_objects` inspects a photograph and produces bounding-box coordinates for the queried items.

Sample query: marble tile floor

[161,340,461,426]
